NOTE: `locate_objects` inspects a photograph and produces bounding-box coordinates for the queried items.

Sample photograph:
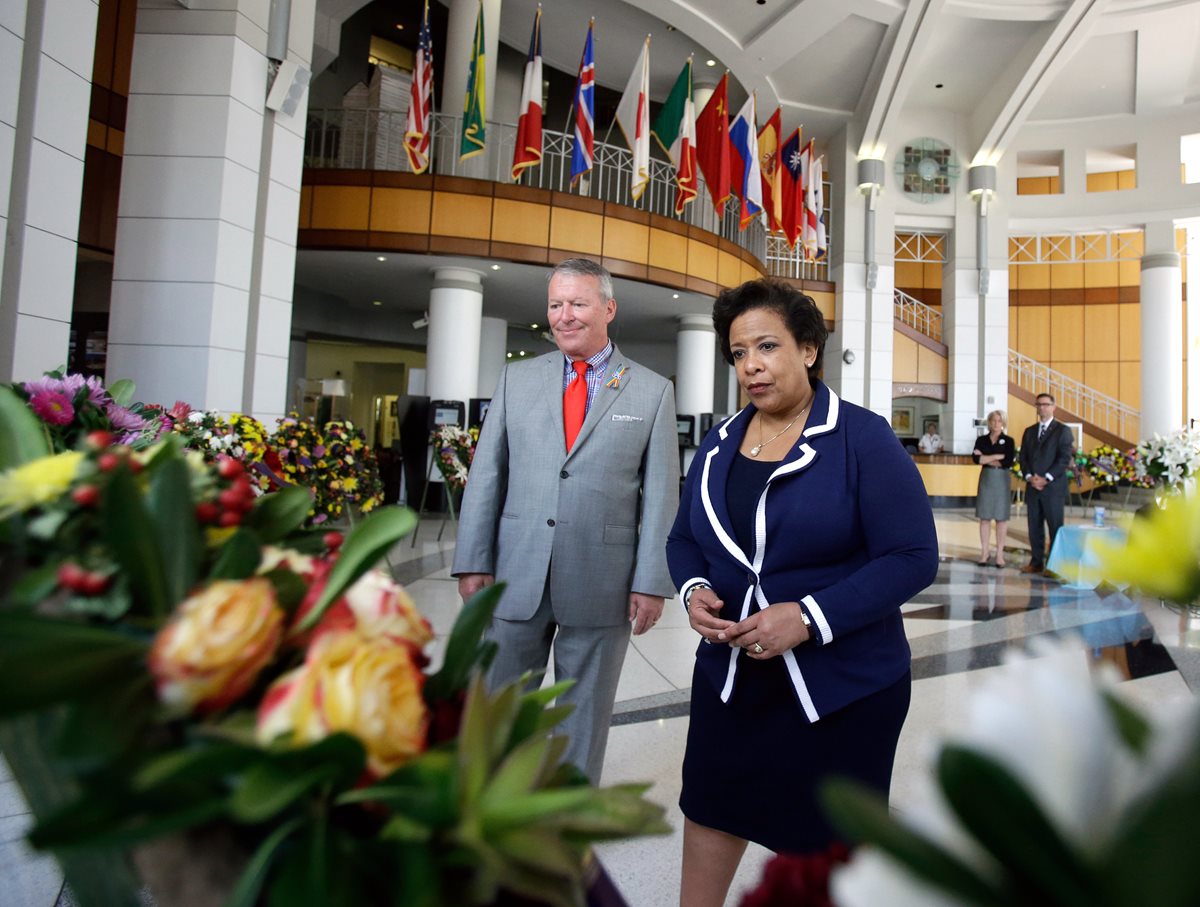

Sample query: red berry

[195,502,219,523]
[57,562,87,591]
[71,485,100,508]
[126,457,143,474]
[218,511,242,528]
[218,488,248,512]
[217,456,243,479]
[85,431,113,450]
[324,531,344,551]
[80,572,112,596]
[97,452,121,472]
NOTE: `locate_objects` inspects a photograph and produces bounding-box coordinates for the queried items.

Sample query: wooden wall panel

[1084,362,1120,399]
[648,229,687,274]
[1051,360,1084,383]
[924,262,942,289]
[1118,261,1140,286]
[1019,306,1050,361]
[893,334,918,382]
[491,199,549,246]
[917,344,947,384]
[682,240,715,283]
[430,192,492,239]
[370,188,431,234]
[1021,263,1050,289]
[1084,261,1118,286]
[549,208,603,254]
[1049,306,1084,359]
[1083,304,1119,360]
[894,260,922,287]
[311,186,371,230]
[1050,262,1083,289]
[1118,303,1140,360]
[809,290,835,322]
[1119,361,1141,408]
[299,186,312,228]
[603,219,649,264]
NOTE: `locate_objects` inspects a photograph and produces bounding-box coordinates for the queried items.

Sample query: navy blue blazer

[666,382,938,722]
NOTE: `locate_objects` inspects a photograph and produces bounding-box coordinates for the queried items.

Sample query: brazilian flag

[460,0,486,160]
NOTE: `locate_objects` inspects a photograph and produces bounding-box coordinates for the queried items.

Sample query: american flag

[404,0,433,174]
[570,21,595,184]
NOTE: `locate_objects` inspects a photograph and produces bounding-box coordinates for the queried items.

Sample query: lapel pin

[606,364,627,389]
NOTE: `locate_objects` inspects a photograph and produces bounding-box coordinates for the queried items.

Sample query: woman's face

[728,307,817,416]
[988,413,1003,433]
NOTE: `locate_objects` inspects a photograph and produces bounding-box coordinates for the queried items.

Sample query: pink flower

[168,401,192,421]
[105,402,147,432]
[30,391,75,426]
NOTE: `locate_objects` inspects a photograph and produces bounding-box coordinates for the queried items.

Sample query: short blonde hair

[986,409,1007,429]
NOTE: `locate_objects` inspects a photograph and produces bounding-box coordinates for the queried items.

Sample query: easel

[410,447,458,546]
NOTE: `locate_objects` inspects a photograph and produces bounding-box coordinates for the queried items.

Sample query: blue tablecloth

[1046,524,1126,589]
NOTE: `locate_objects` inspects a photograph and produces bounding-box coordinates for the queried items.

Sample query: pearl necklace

[749,401,811,457]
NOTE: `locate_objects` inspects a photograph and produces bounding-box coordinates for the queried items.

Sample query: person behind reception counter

[972,410,1015,567]
[917,421,944,453]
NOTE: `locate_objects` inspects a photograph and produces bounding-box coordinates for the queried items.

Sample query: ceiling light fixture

[372,300,382,306]
[531,323,539,329]
[376,255,387,262]
[706,59,716,67]
[672,293,680,299]
[491,264,501,270]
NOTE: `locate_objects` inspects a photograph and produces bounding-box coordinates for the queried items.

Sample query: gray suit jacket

[452,345,680,627]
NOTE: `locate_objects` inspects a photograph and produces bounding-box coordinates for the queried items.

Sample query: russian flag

[728,94,762,229]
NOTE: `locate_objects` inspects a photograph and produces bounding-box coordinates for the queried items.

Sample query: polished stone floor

[4,508,1198,907]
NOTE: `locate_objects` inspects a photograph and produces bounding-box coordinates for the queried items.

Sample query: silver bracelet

[684,583,712,609]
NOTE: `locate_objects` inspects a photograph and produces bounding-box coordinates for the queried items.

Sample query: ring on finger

[752,642,764,655]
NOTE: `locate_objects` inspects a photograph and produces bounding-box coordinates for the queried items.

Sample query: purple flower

[29,391,75,426]
[105,402,147,432]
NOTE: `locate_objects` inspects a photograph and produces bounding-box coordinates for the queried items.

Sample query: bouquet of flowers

[0,387,666,907]
[12,369,163,451]
[1099,490,1200,607]
[309,420,384,520]
[1134,426,1200,489]
[819,640,1200,907]
[432,424,476,490]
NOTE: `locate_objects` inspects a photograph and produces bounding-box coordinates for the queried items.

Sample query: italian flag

[651,59,698,215]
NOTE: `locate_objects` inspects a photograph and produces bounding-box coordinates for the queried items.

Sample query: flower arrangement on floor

[0,387,666,907]
[432,423,477,490]
[1134,425,1200,490]
[818,640,1200,907]
[12,369,162,451]
[306,419,384,520]
[1084,444,1143,488]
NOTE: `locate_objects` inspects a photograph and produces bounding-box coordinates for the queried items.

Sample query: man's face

[1035,397,1056,420]
[926,424,936,436]
[547,273,616,361]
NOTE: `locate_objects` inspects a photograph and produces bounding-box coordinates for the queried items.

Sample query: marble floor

[4,507,1199,907]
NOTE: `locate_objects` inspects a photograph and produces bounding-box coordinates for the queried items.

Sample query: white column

[1141,249,1184,437]
[478,315,508,397]
[442,0,500,178]
[1187,225,1200,427]
[107,0,316,414]
[427,268,483,408]
[943,251,980,456]
[0,0,98,380]
[675,314,716,416]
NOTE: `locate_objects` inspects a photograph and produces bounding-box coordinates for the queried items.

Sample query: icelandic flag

[570,21,595,184]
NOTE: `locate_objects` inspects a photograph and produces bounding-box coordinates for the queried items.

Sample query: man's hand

[629,592,664,635]
[458,573,495,600]
[1029,475,1048,491]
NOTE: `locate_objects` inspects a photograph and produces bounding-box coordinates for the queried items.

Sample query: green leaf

[380,813,434,842]
[100,466,171,618]
[7,560,64,608]
[147,453,200,605]
[1099,717,1200,907]
[492,827,580,879]
[424,582,504,702]
[0,385,51,468]
[509,682,574,748]
[937,745,1100,907]
[225,817,303,907]
[106,378,135,408]
[134,743,262,792]
[244,486,315,543]
[295,506,417,631]
[209,528,263,580]
[230,761,341,823]
[31,795,229,851]
[822,779,1007,907]
[480,734,555,808]
[1101,691,1152,755]
[261,566,310,610]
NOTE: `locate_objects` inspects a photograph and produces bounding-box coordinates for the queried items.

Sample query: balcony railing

[894,288,943,343]
[304,108,831,277]
[1008,349,1139,442]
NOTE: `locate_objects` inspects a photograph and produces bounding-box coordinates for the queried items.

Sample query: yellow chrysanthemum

[1098,494,1200,603]
[0,451,86,518]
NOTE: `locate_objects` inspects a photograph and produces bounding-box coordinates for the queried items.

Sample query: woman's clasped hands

[688,589,811,658]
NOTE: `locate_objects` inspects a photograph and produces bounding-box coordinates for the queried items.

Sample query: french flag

[511,8,543,181]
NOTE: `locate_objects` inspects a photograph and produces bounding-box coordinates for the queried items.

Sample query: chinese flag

[695,73,731,214]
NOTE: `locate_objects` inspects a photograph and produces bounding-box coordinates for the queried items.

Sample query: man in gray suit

[453,258,680,783]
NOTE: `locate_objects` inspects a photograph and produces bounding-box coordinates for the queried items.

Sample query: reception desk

[911,454,981,503]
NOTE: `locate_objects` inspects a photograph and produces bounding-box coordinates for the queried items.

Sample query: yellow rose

[256,632,429,777]
[342,569,433,649]
[150,579,284,713]
[0,451,85,518]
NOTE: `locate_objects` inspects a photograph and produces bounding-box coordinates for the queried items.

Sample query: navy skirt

[680,654,911,854]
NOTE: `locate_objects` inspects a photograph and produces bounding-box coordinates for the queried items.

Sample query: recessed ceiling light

[506,352,513,358]
[706,59,716,67]
[395,23,404,30]
[531,323,539,329]
[376,255,387,262]
[935,83,944,89]
[672,293,680,299]
[519,351,526,356]
[372,300,382,306]
[491,264,501,270]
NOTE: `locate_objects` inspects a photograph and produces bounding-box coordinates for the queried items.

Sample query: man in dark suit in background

[1019,393,1075,574]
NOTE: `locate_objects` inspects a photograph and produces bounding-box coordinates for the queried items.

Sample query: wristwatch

[798,606,813,638]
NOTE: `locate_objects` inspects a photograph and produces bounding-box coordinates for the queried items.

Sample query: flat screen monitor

[427,399,465,431]
[677,414,696,447]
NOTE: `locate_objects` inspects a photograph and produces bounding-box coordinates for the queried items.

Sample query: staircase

[891,289,1140,448]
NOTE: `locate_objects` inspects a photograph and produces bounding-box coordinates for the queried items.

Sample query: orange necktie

[564,361,589,452]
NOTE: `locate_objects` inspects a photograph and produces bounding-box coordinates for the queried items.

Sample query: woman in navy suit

[667,280,938,907]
